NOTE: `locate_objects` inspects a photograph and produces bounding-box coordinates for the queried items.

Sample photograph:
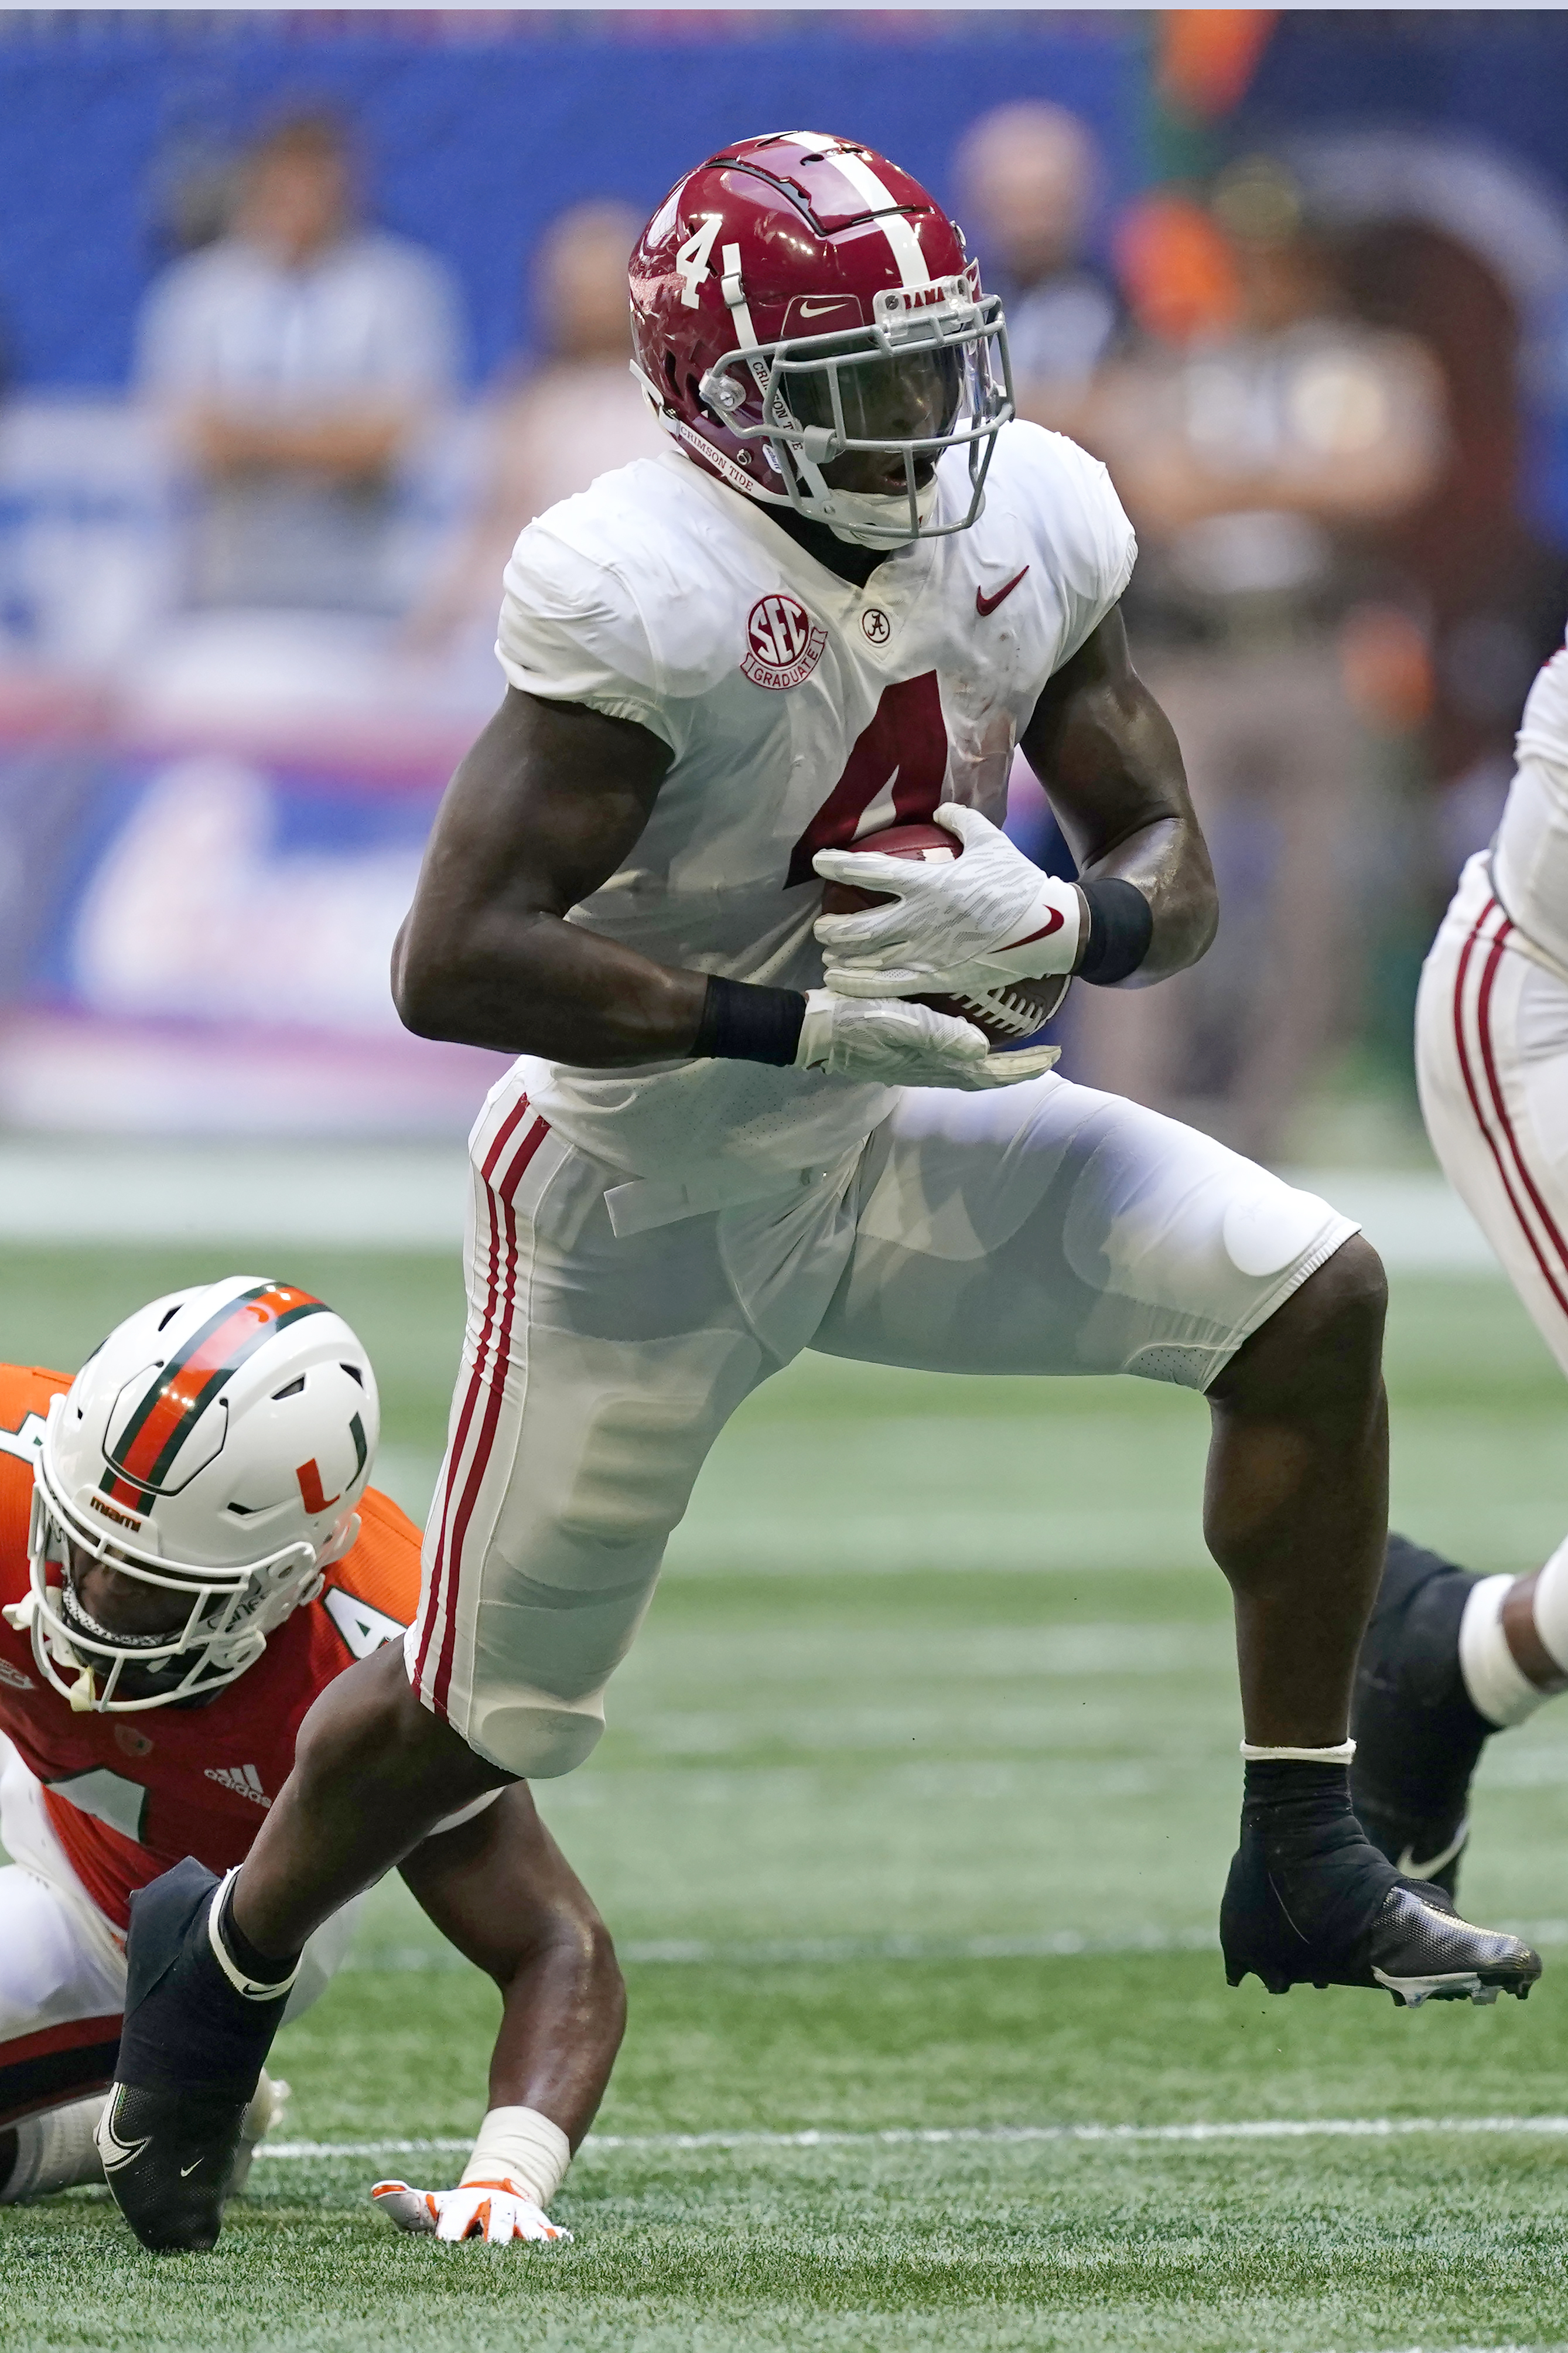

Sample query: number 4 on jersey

[323,1585,404,1661]
[785,672,948,888]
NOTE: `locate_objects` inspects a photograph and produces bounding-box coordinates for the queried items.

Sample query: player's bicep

[421,687,669,917]
[1020,608,1195,869]
[394,688,671,1012]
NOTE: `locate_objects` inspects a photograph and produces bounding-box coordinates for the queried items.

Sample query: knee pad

[468,1689,606,1780]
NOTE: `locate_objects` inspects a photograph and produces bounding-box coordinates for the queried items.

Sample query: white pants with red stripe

[1418,847,1568,1378]
[407,1069,1358,1779]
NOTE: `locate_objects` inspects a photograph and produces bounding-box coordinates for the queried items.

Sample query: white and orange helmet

[16,1276,379,1712]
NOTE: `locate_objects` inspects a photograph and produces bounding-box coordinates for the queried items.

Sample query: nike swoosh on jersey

[976,566,1030,618]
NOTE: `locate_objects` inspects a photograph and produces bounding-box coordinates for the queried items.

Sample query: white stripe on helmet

[720,243,759,350]
[820,149,931,289]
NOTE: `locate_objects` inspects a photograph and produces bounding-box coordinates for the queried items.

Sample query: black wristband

[1077,878,1154,986]
[691,974,807,1067]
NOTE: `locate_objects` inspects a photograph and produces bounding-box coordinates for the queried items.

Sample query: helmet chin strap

[819,476,940,549]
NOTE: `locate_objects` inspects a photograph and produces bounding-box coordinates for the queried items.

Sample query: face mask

[819,474,940,548]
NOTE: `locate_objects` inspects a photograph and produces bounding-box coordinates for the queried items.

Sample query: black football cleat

[1221,1801,1540,2007]
[97,2082,251,2255]
[1351,1533,1497,1896]
[98,1857,295,2253]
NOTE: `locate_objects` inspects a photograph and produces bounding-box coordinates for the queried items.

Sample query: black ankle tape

[1241,1759,1395,1953]
[1242,1759,1354,1819]
[216,1882,301,1989]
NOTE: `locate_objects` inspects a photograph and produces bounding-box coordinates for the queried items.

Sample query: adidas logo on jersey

[204,1762,270,1807]
[0,1656,34,1690]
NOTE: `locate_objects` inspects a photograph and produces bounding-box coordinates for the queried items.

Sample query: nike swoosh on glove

[371,2177,573,2245]
[814,802,1083,999]
[796,989,1058,1091]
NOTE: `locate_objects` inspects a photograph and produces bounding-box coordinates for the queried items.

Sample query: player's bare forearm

[1020,607,1216,984]
[398,1786,626,2145]
[393,687,710,1064]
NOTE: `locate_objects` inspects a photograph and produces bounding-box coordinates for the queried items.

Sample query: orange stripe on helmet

[108,1283,327,1494]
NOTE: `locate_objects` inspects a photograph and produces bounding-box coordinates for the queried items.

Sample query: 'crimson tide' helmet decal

[630,131,1013,546]
[101,1281,330,1510]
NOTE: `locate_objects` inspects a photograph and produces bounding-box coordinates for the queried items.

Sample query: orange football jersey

[0,1362,422,1931]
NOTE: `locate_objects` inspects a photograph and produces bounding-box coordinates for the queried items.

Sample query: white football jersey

[1502,626,1568,973]
[495,420,1135,1199]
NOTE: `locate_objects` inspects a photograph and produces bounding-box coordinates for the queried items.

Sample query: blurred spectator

[136,112,463,612]
[407,200,665,652]
[953,101,1120,432]
[1080,159,1447,1160]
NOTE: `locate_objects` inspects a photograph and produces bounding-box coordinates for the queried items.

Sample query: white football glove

[795,988,1058,1090]
[814,802,1084,1000]
[371,2176,573,2246]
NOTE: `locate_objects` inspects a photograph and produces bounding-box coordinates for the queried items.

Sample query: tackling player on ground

[0,1279,621,2245]
[1352,624,1568,1889]
[100,132,1540,2255]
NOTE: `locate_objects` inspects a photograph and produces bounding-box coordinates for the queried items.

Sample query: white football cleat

[227,2071,291,2198]
[371,2175,572,2245]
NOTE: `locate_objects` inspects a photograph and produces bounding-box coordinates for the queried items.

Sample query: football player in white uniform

[103,133,1539,2253]
[1352,627,1568,1890]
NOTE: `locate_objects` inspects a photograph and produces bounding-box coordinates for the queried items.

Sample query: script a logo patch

[742,592,827,691]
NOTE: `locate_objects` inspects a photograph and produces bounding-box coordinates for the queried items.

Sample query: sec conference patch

[742,592,827,690]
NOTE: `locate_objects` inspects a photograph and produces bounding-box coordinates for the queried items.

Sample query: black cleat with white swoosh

[1221,1752,1540,2006]
[96,2081,251,2254]
[98,1857,293,2253]
[1351,1533,1496,1897]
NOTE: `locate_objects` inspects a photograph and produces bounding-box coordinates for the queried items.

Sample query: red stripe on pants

[412,1096,536,1694]
[429,1116,548,1716]
[1451,903,1568,1325]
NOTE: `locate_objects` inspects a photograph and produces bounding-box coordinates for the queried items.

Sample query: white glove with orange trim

[371,2176,572,2245]
[373,2105,574,2248]
[814,801,1084,998]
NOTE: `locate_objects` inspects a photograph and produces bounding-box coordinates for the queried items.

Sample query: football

[818,821,1072,1047]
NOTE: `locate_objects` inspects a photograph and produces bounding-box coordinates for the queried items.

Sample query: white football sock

[1459,1574,1545,1728]
[0,2095,105,2203]
[1528,1534,1568,1676]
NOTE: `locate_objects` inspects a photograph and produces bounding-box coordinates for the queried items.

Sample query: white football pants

[1417,846,1568,1379]
[408,1070,1358,1779]
[0,1736,356,2133]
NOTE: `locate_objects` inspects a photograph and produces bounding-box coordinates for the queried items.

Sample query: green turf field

[4,1246,1568,2349]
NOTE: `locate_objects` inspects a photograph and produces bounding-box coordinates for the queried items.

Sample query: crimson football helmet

[630,131,1013,548]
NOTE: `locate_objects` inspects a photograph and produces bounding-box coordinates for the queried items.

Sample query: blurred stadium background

[8,12,1568,2347]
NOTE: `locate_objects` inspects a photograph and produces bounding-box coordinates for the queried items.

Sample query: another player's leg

[1352,850,1568,1892]
[813,1077,1540,2005]
[107,1107,770,2250]
[0,1853,286,2214]
[1348,1532,1560,1895]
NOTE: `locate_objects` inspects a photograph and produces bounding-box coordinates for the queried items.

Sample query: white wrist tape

[460,2106,571,2208]
[1239,1740,1356,1764]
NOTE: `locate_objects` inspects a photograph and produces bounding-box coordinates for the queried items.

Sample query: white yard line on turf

[0,1145,1494,1272]
[259,2116,1568,2161]
[347,1919,1568,1970]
